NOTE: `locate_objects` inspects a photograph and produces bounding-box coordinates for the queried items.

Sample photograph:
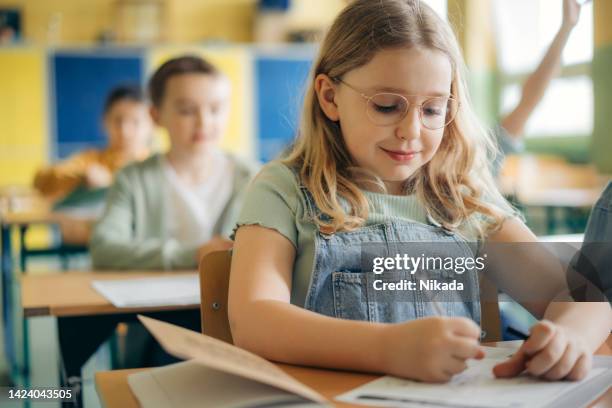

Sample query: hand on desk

[493,320,592,381]
[381,316,485,383]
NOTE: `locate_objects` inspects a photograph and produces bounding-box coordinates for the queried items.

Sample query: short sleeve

[231,162,301,248]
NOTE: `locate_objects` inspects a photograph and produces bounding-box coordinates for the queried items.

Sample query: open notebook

[132,316,611,408]
[130,316,327,408]
[338,351,612,408]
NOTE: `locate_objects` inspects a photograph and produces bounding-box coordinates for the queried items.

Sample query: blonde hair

[283,0,514,240]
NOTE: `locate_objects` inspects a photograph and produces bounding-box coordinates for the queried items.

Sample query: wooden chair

[198,250,502,345]
[199,250,234,344]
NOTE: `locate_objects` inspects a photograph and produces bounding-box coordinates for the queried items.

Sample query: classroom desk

[0,205,67,381]
[94,337,612,408]
[21,271,199,317]
[20,271,200,405]
[498,155,610,234]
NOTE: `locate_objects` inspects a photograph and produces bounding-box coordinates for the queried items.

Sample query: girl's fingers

[448,317,481,339]
[566,353,592,381]
[445,358,468,376]
[450,337,484,360]
[525,332,567,376]
[543,342,578,380]
[493,322,554,379]
[522,321,557,355]
[493,349,528,378]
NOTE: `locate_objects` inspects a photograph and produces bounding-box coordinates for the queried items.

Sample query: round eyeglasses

[334,78,460,130]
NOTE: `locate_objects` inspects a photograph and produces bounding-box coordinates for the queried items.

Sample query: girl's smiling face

[316,47,453,194]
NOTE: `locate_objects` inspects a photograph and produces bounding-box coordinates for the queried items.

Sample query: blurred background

[0,0,610,406]
[0,1,609,229]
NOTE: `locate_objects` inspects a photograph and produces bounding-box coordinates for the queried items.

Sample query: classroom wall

[448,0,500,126]
[0,44,318,187]
[0,0,346,45]
[0,48,47,186]
[592,0,612,173]
[0,0,114,44]
[0,0,257,44]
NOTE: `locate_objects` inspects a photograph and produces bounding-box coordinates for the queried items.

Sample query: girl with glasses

[229,0,610,383]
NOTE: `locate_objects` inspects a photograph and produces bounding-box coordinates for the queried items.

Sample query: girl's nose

[395,105,421,141]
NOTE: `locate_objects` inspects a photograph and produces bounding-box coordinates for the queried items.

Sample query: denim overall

[298,183,482,324]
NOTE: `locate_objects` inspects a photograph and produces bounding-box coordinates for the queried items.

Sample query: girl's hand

[85,164,113,189]
[381,317,485,382]
[493,320,592,381]
[562,0,588,31]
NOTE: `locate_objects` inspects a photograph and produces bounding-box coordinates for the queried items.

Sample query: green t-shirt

[233,161,431,307]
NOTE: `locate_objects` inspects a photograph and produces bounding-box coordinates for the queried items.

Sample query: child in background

[229,0,610,383]
[34,85,152,203]
[91,55,258,270]
[33,85,152,243]
[492,0,589,175]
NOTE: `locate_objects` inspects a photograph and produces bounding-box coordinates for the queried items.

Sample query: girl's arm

[486,217,611,380]
[228,225,484,383]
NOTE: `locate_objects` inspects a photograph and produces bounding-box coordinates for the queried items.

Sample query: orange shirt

[33,148,148,201]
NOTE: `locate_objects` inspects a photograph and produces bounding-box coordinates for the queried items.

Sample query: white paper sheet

[138,316,328,404]
[91,275,200,307]
[337,347,612,408]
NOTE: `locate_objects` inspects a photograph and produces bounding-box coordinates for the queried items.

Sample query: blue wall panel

[255,55,313,162]
[51,51,144,159]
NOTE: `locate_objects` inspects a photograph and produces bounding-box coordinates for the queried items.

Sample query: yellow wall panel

[594,0,612,47]
[0,0,255,45]
[0,48,47,187]
[148,46,254,158]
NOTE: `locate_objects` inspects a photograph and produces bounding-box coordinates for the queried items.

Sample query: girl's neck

[166,147,217,186]
[383,180,406,196]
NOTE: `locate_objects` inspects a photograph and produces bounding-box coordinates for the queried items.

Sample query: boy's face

[105,99,152,157]
[152,73,231,154]
[317,47,453,194]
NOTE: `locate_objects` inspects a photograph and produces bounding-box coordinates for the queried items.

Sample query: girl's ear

[314,74,340,122]
[149,106,162,126]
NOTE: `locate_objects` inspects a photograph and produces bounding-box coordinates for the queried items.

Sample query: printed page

[91,275,200,307]
[337,348,612,408]
[138,315,327,404]
[128,361,319,408]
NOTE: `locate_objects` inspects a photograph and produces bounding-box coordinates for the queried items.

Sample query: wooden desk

[516,188,605,208]
[498,155,610,234]
[20,271,200,405]
[1,204,62,381]
[21,271,199,317]
[95,337,612,408]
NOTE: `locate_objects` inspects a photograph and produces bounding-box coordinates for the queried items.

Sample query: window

[494,0,593,137]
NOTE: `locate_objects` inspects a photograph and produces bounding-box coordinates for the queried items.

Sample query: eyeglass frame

[332,77,460,130]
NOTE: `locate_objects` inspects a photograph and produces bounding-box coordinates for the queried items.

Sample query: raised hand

[562,0,589,31]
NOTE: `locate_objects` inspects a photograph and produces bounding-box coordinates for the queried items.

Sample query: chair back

[199,250,233,344]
